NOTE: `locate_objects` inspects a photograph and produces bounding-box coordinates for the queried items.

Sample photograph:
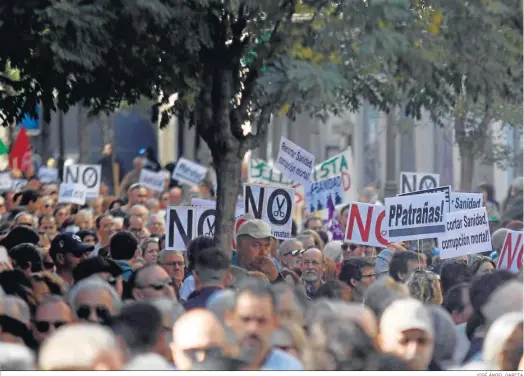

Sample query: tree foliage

[0,0,521,245]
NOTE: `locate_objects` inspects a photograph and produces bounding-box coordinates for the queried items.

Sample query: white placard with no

[385,192,447,242]
[449,192,483,212]
[165,206,220,250]
[191,198,245,216]
[38,167,59,183]
[139,169,166,192]
[305,176,344,213]
[58,183,87,205]
[497,230,523,273]
[244,184,295,239]
[344,202,388,248]
[0,172,12,191]
[400,172,440,194]
[438,207,491,259]
[172,158,207,187]
[275,137,315,186]
[63,164,101,198]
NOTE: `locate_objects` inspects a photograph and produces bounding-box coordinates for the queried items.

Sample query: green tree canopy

[0,0,521,248]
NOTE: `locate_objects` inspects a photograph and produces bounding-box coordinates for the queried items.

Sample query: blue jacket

[115,260,133,282]
[184,286,222,311]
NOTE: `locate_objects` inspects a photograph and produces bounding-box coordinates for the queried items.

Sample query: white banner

[400,172,440,194]
[438,207,491,259]
[63,164,101,198]
[399,185,452,213]
[385,192,446,242]
[305,176,343,213]
[344,202,388,248]
[497,230,523,273]
[11,178,28,192]
[0,172,12,191]
[139,169,166,192]
[58,183,87,205]
[172,158,207,187]
[244,184,295,239]
[275,136,315,186]
[38,167,59,183]
[449,192,483,212]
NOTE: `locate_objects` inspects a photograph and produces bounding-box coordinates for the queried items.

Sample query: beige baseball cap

[380,298,434,337]
[236,219,274,239]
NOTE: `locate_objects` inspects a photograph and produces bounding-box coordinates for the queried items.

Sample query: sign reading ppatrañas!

[385,192,447,242]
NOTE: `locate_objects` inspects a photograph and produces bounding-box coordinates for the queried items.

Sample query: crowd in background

[0,147,523,371]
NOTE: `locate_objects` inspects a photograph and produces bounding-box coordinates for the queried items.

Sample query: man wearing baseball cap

[378,298,435,370]
[50,233,94,286]
[233,219,274,269]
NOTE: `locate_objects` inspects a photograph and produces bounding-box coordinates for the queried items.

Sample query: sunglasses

[76,305,112,321]
[139,280,174,291]
[34,320,66,333]
[283,249,302,257]
[341,243,358,252]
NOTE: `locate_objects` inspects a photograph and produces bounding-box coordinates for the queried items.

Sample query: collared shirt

[184,286,223,311]
[303,280,324,300]
[114,260,133,282]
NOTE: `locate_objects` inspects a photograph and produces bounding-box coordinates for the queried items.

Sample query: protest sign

[497,230,523,273]
[172,157,207,187]
[38,167,59,183]
[249,147,357,212]
[450,192,483,212]
[244,183,295,239]
[0,172,12,191]
[305,176,343,213]
[275,137,315,186]
[139,169,166,192]
[58,183,87,205]
[63,164,101,198]
[438,207,491,259]
[166,202,246,250]
[399,185,452,213]
[400,172,440,194]
[345,202,388,248]
[11,178,28,192]
[385,192,446,242]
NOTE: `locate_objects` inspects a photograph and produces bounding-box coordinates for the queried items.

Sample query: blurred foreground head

[38,323,124,370]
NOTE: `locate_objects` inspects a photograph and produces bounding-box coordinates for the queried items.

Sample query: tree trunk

[78,107,90,163]
[213,150,244,258]
[458,141,475,192]
[39,103,51,163]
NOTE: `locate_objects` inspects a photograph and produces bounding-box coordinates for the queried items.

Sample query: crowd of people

[0,154,522,371]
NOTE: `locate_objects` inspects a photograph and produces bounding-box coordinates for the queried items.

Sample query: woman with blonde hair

[271,321,311,367]
[301,229,325,251]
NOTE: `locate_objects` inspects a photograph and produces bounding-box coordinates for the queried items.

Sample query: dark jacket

[502,194,523,222]
[184,286,222,311]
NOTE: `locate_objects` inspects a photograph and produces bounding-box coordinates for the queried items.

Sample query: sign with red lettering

[497,230,523,273]
[345,202,388,247]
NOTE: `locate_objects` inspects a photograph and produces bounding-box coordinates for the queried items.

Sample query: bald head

[302,247,323,261]
[169,188,183,206]
[171,309,226,370]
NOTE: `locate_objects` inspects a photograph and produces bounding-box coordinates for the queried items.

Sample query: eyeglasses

[182,346,224,362]
[342,243,358,252]
[163,261,185,267]
[34,320,66,333]
[76,305,112,321]
[283,249,303,257]
[138,280,174,291]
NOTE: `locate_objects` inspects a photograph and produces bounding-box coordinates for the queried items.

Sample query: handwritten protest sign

[172,158,207,187]
[497,230,523,273]
[385,192,446,242]
[438,207,491,259]
[275,137,315,186]
[58,183,87,205]
[449,192,483,212]
[305,176,343,213]
[345,202,388,248]
[38,167,59,183]
[250,147,357,212]
[139,169,166,192]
